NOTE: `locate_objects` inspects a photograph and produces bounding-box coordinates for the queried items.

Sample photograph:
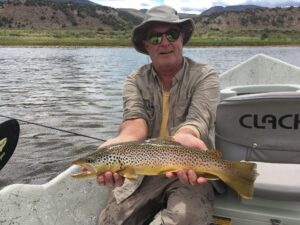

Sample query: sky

[91,0,300,14]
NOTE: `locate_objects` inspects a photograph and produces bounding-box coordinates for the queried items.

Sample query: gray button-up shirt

[113,56,220,203]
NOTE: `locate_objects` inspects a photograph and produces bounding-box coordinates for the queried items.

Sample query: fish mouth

[71,162,96,178]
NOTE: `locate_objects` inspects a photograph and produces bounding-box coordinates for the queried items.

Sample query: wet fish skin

[72,138,258,199]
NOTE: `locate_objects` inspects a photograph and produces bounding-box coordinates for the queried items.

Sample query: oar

[0,119,20,170]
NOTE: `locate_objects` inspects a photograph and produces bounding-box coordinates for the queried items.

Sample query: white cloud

[164,0,214,14]
[244,0,300,7]
[92,0,163,10]
[164,0,300,13]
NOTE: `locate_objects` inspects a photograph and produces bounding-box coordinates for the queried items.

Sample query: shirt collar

[173,57,187,85]
[150,57,187,84]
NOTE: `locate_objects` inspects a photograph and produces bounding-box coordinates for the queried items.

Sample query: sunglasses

[147,28,181,45]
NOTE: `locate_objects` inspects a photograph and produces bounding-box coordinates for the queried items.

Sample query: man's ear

[180,32,185,44]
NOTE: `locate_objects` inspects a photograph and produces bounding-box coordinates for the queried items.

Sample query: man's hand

[96,118,148,188]
[173,130,207,150]
[97,171,125,187]
[95,138,126,187]
[166,129,208,185]
[166,169,207,185]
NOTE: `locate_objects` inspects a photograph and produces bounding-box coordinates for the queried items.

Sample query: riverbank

[0,28,299,47]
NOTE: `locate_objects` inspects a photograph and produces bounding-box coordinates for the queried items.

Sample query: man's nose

[160,34,171,45]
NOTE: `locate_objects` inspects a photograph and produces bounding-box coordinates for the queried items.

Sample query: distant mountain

[0,0,95,3]
[0,0,299,32]
[201,5,265,16]
[117,8,144,20]
[0,0,142,29]
[1,0,95,3]
[118,8,199,20]
[179,13,199,19]
[50,0,95,4]
[195,6,300,31]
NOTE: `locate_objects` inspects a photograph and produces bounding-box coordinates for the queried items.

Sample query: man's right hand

[96,138,125,188]
[96,118,148,188]
[97,171,125,187]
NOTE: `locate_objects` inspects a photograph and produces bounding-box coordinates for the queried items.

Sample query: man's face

[144,23,184,72]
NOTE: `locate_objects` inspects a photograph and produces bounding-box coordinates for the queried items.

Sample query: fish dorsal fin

[209,149,222,158]
[146,137,182,146]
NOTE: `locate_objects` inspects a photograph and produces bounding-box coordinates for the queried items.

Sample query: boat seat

[254,162,300,200]
[215,92,300,200]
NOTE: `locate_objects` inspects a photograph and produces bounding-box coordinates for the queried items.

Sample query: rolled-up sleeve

[122,71,149,123]
[172,64,220,148]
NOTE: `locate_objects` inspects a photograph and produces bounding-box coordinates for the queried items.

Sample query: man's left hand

[165,131,208,185]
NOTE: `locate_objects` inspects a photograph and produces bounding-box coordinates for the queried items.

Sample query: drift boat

[0,54,300,225]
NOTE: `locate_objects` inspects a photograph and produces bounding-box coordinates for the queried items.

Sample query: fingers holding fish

[96,172,124,187]
[166,169,207,185]
[173,131,208,151]
[97,174,106,186]
[177,169,189,184]
[196,176,207,184]
[187,169,198,185]
[113,173,124,186]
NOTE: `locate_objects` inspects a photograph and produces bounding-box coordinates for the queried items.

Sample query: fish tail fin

[221,161,258,199]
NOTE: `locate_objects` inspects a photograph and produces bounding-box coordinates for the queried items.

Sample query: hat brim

[0,119,20,170]
[132,18,194,55]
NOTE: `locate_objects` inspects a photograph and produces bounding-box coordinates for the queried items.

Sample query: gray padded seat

[215,92,300,200]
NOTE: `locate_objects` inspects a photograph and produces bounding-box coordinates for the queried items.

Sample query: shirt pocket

[143,97,157,136]
[144,99,155,121]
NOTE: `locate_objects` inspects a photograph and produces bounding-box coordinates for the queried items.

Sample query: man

[97,5,220,225]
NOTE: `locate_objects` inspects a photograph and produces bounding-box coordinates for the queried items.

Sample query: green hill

[0,0,299,46]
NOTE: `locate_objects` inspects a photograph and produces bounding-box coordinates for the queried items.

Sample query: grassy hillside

[0,0,142,29]
[0,1,299,46]
[0,28,299,47]
[0,28,131,46]
[194,6,300,31]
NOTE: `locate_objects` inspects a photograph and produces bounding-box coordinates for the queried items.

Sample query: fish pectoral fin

[118,166,138,179]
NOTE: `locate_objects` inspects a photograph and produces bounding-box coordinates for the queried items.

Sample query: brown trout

[72,138,258,199]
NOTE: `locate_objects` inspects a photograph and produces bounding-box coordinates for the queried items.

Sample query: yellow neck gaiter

[159,91,170,138]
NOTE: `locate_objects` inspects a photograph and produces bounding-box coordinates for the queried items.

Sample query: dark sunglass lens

[166,29,180,42]
[149,32,162,45]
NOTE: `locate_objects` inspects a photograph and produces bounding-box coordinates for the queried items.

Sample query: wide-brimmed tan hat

[132,5,195,55]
